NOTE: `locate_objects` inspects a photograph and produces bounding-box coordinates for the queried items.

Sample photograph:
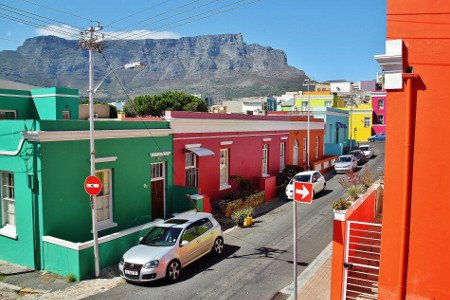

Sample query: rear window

[338,156,352,162]
[292,174,311,182]
[164,219,188,224]
[359,146,369,151]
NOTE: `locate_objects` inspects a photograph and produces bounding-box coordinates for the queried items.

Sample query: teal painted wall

[0,120,41,268]
[0,89,38,119]
[39,134,173,243]
[31,88,79,120]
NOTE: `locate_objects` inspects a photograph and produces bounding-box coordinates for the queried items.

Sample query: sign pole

[293,200,298,299]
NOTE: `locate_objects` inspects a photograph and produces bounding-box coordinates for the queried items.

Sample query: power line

[16,0,94,23]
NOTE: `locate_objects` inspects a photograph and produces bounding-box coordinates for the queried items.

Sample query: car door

[179,223,202,265]
[312,172,322,193]
[196,218,215,254]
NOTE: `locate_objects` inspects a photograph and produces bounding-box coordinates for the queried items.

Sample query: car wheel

[166,259,181,281]
[212,237,224,255]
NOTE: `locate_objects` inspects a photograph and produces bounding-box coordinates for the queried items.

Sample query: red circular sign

[84,175,102,196]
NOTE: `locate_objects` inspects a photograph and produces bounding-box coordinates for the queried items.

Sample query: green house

[0,87,192,280]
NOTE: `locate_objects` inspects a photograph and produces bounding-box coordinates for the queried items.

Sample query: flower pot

[243,216,253,227]
[333,209,347,221]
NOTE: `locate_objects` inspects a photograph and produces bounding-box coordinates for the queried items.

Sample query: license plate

[124,269,138,276]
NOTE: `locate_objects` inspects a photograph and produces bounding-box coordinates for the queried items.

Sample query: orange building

[375,1,450,299]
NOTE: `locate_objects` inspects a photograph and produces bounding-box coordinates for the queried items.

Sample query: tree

[131,91,208,117]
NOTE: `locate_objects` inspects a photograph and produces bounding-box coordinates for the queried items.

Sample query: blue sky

[0,0,386,82]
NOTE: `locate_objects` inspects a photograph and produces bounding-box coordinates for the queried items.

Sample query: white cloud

[36,25,180,40]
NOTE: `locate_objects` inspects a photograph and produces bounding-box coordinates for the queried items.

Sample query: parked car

[285,170,326,200]
[359,144,374,159]
[368,133,386,142]
[349,149,366,165]
[334,155,358,173]
[119,212,224,282]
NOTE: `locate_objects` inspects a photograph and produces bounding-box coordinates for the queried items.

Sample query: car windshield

[338,156,352,162]
[350,152,361,158]
[292,174,311,182]
[359,146,369,151]
[140,226,182,247]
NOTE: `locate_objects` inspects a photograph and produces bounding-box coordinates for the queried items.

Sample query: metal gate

[342,221,382,300]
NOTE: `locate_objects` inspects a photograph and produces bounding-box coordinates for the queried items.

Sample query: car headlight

[143,260,159,269]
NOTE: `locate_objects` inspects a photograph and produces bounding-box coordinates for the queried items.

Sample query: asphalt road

[90,142,385,300]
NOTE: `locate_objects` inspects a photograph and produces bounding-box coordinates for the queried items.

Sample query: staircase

[343,221,382,300]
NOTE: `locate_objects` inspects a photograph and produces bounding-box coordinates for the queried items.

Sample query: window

[0,110,16,120]
[315,136,319,159]
[302,101,308,110]
[220,149,229,188]
[185,152,198,187]
[95,169,116,230]
[303,138,307,162]
[293,140,299,165]
[280,143,285,171]
[325,101,332,107]
[378,99,384,109]
[364,117,371,128]
[197,218,213,235]
[181,223,200,242]
[378,115,384,124]
[262,144,269,176]
[151,163,164,180]
[0,172,16,230]
[62,110,71,120]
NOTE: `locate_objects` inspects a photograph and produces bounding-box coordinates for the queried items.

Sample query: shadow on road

[128,244,241,287]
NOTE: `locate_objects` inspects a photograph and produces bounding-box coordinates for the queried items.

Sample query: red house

[166,111,325,204]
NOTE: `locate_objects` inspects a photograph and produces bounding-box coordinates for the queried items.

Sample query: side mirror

[180,240,189,247]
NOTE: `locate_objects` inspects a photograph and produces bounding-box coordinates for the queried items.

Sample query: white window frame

[280,143,285,171]
[0,171,16,239]
[293,140,299,165]
[151,162,166,218]
[95,169,116,231]
[0,110,17,120]
[303,138,307,163]
[364,117,371,128]
[315,136,319,159]
[302,101,308,110]
[378,99,384,109]
[185,152,198,187]
[220,149,230,189]
[325,101,332,107]
[378,115,384,125]
[262,144,269,176]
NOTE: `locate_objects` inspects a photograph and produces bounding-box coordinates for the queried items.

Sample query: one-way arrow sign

[293,181,314,204]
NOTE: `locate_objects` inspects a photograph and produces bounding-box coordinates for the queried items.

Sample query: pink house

[371,90,386,134]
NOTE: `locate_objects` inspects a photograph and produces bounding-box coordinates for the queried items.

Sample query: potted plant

[231,207,254,227]
[332,198,352,221]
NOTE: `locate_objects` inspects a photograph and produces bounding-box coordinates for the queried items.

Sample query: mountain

[0,34,308,100]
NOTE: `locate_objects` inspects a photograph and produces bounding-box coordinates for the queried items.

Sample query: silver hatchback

[119,212,224,282]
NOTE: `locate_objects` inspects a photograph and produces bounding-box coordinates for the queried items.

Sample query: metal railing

[185,168,198,187]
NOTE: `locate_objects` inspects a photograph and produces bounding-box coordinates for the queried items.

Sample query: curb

[279,242,333,299]
[0,281,21,292]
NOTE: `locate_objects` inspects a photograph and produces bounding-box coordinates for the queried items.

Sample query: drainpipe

[0,136,26,156]
[397,73,419,299]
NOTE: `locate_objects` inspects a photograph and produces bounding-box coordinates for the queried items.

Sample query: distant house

[371,90,386,135]
[294,91,345,111]
[312,107,350,155]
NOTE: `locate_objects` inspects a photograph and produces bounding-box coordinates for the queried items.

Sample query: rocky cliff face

[0,34,307,99]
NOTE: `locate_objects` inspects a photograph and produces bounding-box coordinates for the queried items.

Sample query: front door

[151,162,165,220]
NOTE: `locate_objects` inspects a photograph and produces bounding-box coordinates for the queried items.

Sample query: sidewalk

[279,242,332,300]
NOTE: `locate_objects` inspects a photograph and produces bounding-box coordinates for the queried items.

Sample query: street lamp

[88,60,144,278]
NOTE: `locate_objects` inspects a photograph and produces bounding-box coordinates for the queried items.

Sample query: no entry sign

[293,181,314,204]
[85,175,102,196]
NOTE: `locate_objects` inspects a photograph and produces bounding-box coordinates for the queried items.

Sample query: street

[90,142,385,300]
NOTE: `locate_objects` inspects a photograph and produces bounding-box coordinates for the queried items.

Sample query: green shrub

[332,198,352,211]
[66,274,76,282]
[231,207,254,225]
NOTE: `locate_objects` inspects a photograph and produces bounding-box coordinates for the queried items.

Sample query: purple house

[371,90,386,134]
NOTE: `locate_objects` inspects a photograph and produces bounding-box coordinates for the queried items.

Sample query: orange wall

[287,129,324,167]
[379,1,450,298]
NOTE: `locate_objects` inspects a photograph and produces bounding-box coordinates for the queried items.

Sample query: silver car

[119,212,224,282]
[359,145,374,159]
[285,171,327,200]
[334,155,358,173]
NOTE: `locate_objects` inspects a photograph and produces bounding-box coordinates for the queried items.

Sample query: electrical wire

[16,0,94,23]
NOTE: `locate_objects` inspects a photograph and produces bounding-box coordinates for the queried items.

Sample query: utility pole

[79,22,104,278]
[307,78,310,170]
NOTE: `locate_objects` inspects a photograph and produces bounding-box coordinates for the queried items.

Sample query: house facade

[312,107,350,155]
[340,103,373,142]
[371,90,386,135]
[0,87,181,280]
[166,111,325,202]
[294,91,345,111]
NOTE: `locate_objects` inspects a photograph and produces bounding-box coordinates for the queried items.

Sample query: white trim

[94,156,117,163]
[96,221,117,232]
[0,225,17,239]
[219,184,231,191]
[169,118,324,134]
[31,93,79,99]
[220,141,233,145]
[174,132,290,141]
[150,151,171,158]
[23,129,172,142]
[42,219,164,251]
[0,94,31,98]
[263,138,272,142]
[96,169,113,226]
[185,143,201,149]
[280,136,288,140]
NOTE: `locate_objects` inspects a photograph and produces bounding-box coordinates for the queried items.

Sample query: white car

[359,145,375,159]
[285,171,326,200]
[119,212,223,282]
[334,155,358,173]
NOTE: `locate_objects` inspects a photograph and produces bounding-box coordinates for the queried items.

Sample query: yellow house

[340,103,373,142]
[294,91,345,110]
